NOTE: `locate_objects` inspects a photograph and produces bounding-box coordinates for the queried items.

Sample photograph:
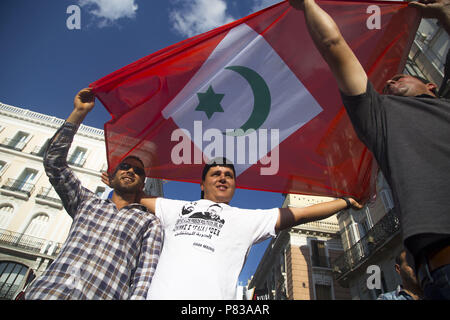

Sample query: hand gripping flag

[90,0,420,200]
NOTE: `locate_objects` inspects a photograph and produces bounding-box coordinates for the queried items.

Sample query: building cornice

[0,102,105,141]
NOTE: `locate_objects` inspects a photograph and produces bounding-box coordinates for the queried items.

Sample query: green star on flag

[195,85,225,119]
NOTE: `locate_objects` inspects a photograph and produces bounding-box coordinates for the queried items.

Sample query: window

[0,204,14,229]
[31,138,50,157]
[0,161,6,177]
[0,261,28,300]
[361,207,373,232]
[311,240,329,268]
[380,189,394,212]
[11,168,38,194]
[36,186,61,204]
[23,213,49,239]
[315,283,332,300]
[4,131,30,151]
[68,147,87,167]
[349,222,361,245]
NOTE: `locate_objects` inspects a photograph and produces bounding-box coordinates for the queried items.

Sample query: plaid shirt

[24,122,162,300]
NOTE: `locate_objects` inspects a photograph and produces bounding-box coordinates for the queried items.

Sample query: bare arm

[409,0,450,34]
[276,197,362,232]
[44,88,95,218]
[140,196,158,214]
[290,0,367,96]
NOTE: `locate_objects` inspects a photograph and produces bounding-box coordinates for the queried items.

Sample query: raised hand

[101,171,111,187]
[67,88,95,125]
[74,88,95,114]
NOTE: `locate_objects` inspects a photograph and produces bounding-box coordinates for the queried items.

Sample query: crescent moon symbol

[223,66,271,136]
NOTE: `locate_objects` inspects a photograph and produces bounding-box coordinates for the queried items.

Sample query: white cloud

[169,0,236,37]
[250,0,280,13]
[78,0,138,27]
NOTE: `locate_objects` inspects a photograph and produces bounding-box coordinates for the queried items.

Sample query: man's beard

[111,178,142,196]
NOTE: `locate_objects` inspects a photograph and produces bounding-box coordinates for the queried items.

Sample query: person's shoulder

[340,80,384,108]
[158,197,200,208]
[158,197,186,204]
[232,206,278,216]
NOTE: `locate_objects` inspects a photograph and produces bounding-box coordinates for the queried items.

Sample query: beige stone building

[248,194,351,300]
[0,102,163,299]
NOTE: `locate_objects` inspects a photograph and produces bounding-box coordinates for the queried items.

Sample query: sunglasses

[117,162,145,177]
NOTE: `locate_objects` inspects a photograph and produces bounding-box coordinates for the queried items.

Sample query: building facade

[332,172,403,299]
[406,17,450,97]
[0,102,163,299]
[248,194,351,300]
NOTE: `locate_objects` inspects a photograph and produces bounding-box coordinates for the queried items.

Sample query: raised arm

[44,88,96,217]
[139,196,158,214]
[289,0,367,96]
[409,0,450,34]
[276,197,362,232]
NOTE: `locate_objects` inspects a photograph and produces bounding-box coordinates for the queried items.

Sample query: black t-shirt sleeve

[340,81,387,166]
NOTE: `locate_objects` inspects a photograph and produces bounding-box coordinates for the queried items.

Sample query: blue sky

[0,0,284,285]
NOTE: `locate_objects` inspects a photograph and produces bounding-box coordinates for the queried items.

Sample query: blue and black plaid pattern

[24,122,162,300]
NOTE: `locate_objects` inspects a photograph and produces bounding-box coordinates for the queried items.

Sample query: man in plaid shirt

[24,88,162,300]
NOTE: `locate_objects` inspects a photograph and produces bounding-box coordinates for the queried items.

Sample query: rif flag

[90,0,420,200]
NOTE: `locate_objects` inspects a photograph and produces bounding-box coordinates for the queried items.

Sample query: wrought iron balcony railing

[0,228,62,257]
[0,179,35,197]
[36,187,62,204]
[30,145,47,157]
[332,210,400,278]
[67,153,87,167]
[0,138,27,151]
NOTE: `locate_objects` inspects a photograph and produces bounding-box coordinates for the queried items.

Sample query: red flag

[90,0,420,201]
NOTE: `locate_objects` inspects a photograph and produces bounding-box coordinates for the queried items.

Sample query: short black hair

[200,157,235,199]
[411,75,438,96]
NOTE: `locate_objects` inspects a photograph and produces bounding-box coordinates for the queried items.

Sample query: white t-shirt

[146,198,278,300]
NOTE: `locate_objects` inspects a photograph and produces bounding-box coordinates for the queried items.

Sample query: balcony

[0,179,35,199]
[332,210,400,280]
[30,145,47,157]
[0,138,27,151]
[0,228,62,258]
[67,152,87,168]
[35,187,63,209]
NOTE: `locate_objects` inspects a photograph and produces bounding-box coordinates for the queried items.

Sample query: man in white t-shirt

[103,157,360,299]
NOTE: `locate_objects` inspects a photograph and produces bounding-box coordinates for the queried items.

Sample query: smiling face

[383,74,437,97]
[110,157,146,195]
[200,166,236,204]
